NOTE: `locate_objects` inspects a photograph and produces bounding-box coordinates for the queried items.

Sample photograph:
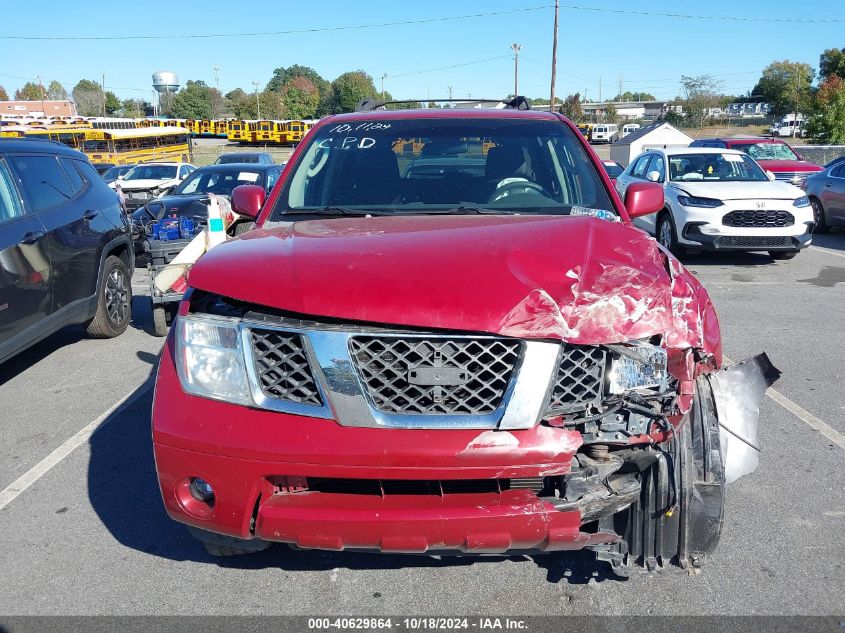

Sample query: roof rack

[355,95,532,112]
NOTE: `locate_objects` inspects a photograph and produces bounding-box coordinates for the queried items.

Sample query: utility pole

[35,75,45,115]
[102,71,106,116]
[448,85,453,100]
[618,75,623,101]
[549,0,559,111]
[252,81,261,119]
[212,65,220,119]
[511,43,522,96]
[381,73,387,101]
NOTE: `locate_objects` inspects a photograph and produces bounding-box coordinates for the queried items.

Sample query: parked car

[101,164,134,185]
[802,161,845,233]
[615,147,813,259]
[601,159,624,182]
[109,162,197,211]
[151,101,776,571]
[689,137,821,187]
[591,124,619,144]
[0,138,134,363]
[92,163,115,175]
[131,163,283,225]
[215,152,274,165]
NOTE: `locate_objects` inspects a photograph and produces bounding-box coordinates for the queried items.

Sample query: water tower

[152,71,179,116]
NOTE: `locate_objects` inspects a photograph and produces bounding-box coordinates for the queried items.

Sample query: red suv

[152,99,777,571]
[689,137,822,186]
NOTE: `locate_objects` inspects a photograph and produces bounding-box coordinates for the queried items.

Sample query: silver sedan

[803,160,845,232]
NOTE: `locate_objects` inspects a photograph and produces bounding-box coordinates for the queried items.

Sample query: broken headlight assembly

[606,341,668,394]
[175,315,252,405]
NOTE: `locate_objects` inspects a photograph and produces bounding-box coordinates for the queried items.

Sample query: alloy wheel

[105,268,129,325]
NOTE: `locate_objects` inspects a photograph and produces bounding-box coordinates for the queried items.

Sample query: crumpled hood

[755,159,822,173]
[672,179,803,200]
[188,214,711,346]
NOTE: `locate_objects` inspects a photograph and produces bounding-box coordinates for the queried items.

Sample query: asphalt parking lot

[0,234,843,617]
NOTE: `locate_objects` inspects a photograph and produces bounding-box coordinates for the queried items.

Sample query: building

[610,123,694,167]
[581,100,682,122]
[0,100,78,118]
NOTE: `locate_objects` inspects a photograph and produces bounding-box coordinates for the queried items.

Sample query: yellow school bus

[227,120,253,143]
[249,120,278,144]
[80,127,192,165]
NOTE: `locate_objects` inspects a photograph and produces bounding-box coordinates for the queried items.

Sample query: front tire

[656,212,683,256]
[811,198,829,233]
[86,255,131,338]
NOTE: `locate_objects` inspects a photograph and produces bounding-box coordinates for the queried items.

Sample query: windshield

[217,154,260,164]
[102,166,131,180]
[272,117,613,218]
[735,142,800,161]
[124,165,177,181]
[603,162,623,178]
[669,153,768,182]
[173,168,264,196]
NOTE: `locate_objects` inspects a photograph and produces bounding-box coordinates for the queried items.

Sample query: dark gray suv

[0,138,134,364]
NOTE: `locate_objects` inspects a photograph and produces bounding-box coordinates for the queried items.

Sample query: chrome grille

[722,210,794,228]
[715,235,795,248]
[249,329,322,406]
[773,171,807,186]
[546,345,606,414]
[349,336,521,415]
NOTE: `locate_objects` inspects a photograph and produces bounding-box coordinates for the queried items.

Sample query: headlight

[677,195,723,208]
[793,195,810,207]
[607,342,668,394]
[175,315,252,405]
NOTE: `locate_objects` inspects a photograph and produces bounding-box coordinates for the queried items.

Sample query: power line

[389,55,511,80]
[2,3,840,41]
[0,6,553,41]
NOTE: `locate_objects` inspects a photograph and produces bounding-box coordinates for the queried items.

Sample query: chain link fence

[791,145,845,166]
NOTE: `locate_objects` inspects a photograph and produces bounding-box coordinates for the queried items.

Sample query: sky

[0,0,843,105]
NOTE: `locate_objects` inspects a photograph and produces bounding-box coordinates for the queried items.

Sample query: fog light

[189,477,215,503]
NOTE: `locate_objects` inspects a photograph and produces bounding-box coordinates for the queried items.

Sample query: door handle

[83,209,99,220]
[825,183,832,187]
[21,230,46,245]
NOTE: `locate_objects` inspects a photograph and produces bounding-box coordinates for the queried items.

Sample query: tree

[820,48,845,81]
[267,65,329,94]
[15,82,43,101]
[680,74,724,127]
[121,99,144,117]
[72,79,105,116]
[46,80,67,100]
[806,76,845,143]
[171,80,214,119]
[560,92,584,121]
[104,91,120,115]
[612,91,657,102]
[281,76,320,119]
[329,71,379,113]
[230,89,285,120]
[0,86,8,101]
[751,61,814,117]
[604,103,619,124]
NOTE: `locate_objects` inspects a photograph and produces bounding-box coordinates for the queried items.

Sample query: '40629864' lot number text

[308,618,528,630]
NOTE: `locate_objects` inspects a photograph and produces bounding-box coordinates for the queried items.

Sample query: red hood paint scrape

[188,214,718,350]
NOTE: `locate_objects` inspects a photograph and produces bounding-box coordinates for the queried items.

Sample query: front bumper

[153,337,621,553]
[673,202,814,251]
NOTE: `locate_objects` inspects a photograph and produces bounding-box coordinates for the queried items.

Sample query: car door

[632,154,666,235]
[7,153,101,314]
[822,163,845,225]
[615,153,652,200]
[0,157,52,357]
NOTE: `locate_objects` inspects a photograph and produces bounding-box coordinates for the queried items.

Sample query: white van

[771,117,805,138]
[591,123,619,144]
[621,123,641,139]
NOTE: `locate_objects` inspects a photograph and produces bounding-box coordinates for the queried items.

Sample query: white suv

[615,147,814,260]
[109,162,196,210]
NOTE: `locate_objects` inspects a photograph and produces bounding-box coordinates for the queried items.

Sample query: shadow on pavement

[811,231,845,253]
[678,251,777,267]
[86,365,624,584]
[0,327,85,387]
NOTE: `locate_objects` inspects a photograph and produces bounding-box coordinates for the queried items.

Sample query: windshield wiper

[433,205,512,215]
[284,206,381,217]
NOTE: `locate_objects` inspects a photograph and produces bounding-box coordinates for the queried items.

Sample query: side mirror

[231,184,266,219]
[625,182,664,219]
[646,170,661,182]
[766,170,776,181]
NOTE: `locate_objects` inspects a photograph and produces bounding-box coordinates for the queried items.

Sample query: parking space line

[0,380,154,512]
[724,354,845,450]
[810,245,845,260]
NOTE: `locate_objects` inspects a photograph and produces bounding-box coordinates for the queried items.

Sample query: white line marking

[724,354,845,451]
[810,245,845,260]
[0,380,154,511]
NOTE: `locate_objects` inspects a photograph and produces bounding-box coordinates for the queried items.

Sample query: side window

[631,155,650,178]
[831,164,845,178]
[647,155,666,182]
[266,167,282,192]
[8,154,74,211]
[59,157,85,194]
[73,159,104,184]
[0,159,26,224]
